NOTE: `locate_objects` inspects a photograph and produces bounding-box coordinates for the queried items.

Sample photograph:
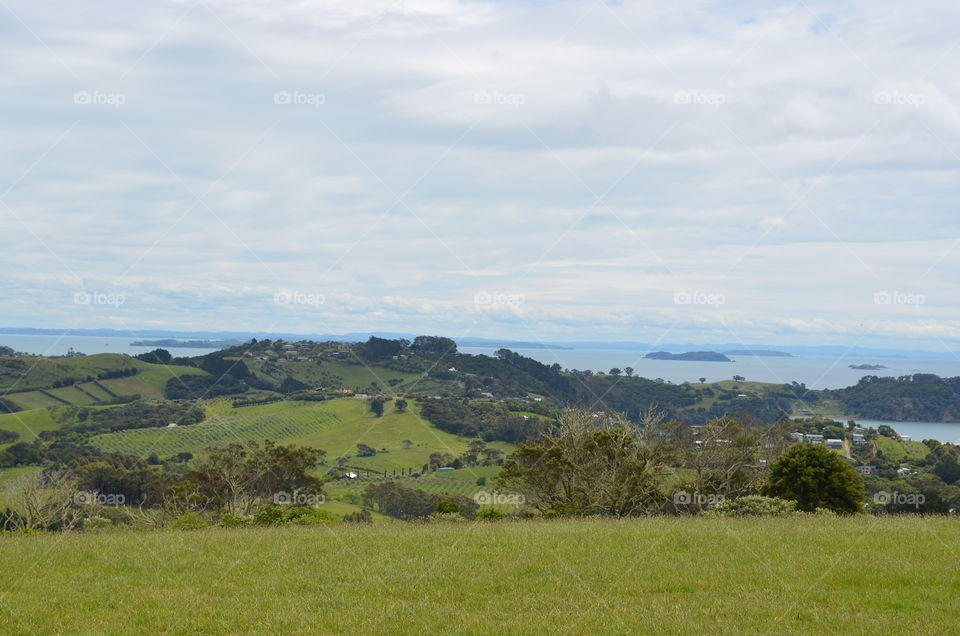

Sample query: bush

[704,496,797,517]
[218,513,251,527]
[342,509,373,524]
[252,505,286,526]
[82,516,113,530]
[475,507,504,520]
[170,512,209,530]
[284,506,335,526]
[435,499,460,514]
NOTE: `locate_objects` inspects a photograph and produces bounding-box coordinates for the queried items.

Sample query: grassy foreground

[1,517,958,634]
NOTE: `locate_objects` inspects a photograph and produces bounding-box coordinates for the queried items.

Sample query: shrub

[284,506,335,526]
[218,513,251,527]
[435,499,460,514]
[170,512,209,530]
[704,496,797,517]
[82,516,113,530]
[475,507,504,520]
[342,510,373,524]
[252,505,286,526]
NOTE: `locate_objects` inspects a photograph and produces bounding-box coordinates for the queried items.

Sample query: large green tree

[762,444,864,514]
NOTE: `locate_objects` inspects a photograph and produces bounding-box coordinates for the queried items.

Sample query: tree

[733,375,746,382]
[699,378,707,384]
[679,417,790,511]
[499,409,677,517]
[394,398,408,413]
[368,397,388,417]
[189,441,325,514]
[624,367,634,377]
[356,443,377,457]
[401,440,412,449]
[609,368,622,376]
[762,444,864,514]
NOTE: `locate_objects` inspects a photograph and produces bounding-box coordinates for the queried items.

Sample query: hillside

[0,517,955,634]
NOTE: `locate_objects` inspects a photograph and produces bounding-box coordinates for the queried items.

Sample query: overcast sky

[1,0,959,350]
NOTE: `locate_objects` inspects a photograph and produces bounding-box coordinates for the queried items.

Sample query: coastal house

[827,439,843,449]
[852,434,867,446]
[804,434,824,444]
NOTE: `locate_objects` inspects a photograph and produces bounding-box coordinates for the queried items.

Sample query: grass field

[0,516,956,634]
[0,409,59,447]
[5,359,207,410]
[89,399,513,472]
[874,436,931,461]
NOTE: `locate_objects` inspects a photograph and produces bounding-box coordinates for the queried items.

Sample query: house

[900,435,912,442]
[480,392,494,399]
[167,422,178,428]
[852,434,867,446]
[897,467,913,477]
[827,438,843,449]
[789,432,805,443]
[852,426,867,434]
[344,472,358,480]
[856,465,874,475]
[804,434,824,444]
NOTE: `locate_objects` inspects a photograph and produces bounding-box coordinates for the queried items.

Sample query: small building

[804,434,824,445]
[789,432,805,443]
[852,426,867,434]
[856,465,874,475]
[852,434,867,446]
[900,435,912,442]
[438,467,455,472]
[897,467,913,477]
[827,438,843,449]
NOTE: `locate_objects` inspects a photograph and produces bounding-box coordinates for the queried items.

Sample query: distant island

[645,351,731,362]
[723,350,792,357]
[131,339,241,349]
[849,363,887,370]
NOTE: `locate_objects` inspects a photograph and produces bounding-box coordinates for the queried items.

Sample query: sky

[1,0,959,351]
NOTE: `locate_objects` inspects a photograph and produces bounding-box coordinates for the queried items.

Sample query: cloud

[0,0,958,349]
